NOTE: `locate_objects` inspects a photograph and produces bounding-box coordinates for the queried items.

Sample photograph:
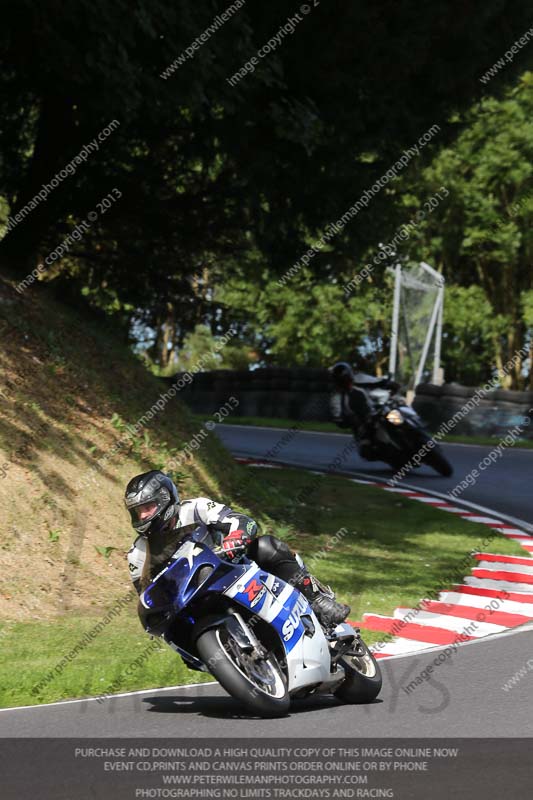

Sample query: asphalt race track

[1,424,532,738]
[216,424,533,529]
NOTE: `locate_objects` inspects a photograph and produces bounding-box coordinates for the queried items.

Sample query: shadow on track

[142,692,383,720]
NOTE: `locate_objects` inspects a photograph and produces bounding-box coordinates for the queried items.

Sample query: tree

[2,1,533,375]
[216,265,396,370]
[402,72,533,387]
[441,285,497,385]
[2,0,532,291]
[171,324,222,373]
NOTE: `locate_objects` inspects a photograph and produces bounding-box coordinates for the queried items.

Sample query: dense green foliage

[406,73,533,386]
[218,73,533,387]
[1,2,533,384]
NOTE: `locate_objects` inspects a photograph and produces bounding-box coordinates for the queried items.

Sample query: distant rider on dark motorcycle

[329,361,400,456]
[125,470,350,629]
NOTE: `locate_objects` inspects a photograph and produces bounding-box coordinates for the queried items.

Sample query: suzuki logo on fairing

[244,578,266,608]
[244,578,263,602]
[281,594,309,641]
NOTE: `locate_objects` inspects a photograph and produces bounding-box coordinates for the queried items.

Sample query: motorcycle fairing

[141,541,309,656]
[140,536,340,694]
[396,404,422,426]
[140,539,245,612]
[224,568,311,655]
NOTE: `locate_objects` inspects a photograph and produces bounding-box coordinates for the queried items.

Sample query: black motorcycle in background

[356,389,453,478]
[338,379,453,477]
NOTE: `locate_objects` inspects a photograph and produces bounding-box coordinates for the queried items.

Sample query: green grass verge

[257,469,525,646]
[0,612,214,709]
[0,468,525,708]
[199,413,533,448]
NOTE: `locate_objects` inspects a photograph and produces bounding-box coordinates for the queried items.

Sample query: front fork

[225,611,265,655]
[328,623,361,668]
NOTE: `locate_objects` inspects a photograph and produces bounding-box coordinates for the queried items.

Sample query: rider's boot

[295,568,351,628]
[355,419,376,459]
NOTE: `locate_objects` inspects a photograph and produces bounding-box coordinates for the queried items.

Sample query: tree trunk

[155,303,176,371]
[492,334,508,388]
[0,95,81,277]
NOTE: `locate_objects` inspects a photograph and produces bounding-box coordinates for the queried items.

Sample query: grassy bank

[0,468,524,708]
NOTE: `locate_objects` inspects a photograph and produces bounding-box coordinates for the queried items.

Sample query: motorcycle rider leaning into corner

[125,470,351,629]
[329,360,400,456]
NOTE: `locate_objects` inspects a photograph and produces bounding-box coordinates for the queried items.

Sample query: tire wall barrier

[413,382,533,439]
[163,369,533,439]
[163,368,332,422]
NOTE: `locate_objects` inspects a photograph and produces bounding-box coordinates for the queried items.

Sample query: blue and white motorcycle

[138,525,382,717]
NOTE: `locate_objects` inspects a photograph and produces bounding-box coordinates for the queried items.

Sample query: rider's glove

[222,529,252,560]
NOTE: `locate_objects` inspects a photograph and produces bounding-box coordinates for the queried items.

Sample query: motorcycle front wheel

[334,638,382,704]
[423,444,453,477]
[196,626,290,717]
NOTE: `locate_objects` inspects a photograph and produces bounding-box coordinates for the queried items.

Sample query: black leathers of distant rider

[330,373,399,432]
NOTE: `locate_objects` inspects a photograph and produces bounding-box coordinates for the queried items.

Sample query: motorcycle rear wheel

[334,639,382,704]
[196,626,290,717]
